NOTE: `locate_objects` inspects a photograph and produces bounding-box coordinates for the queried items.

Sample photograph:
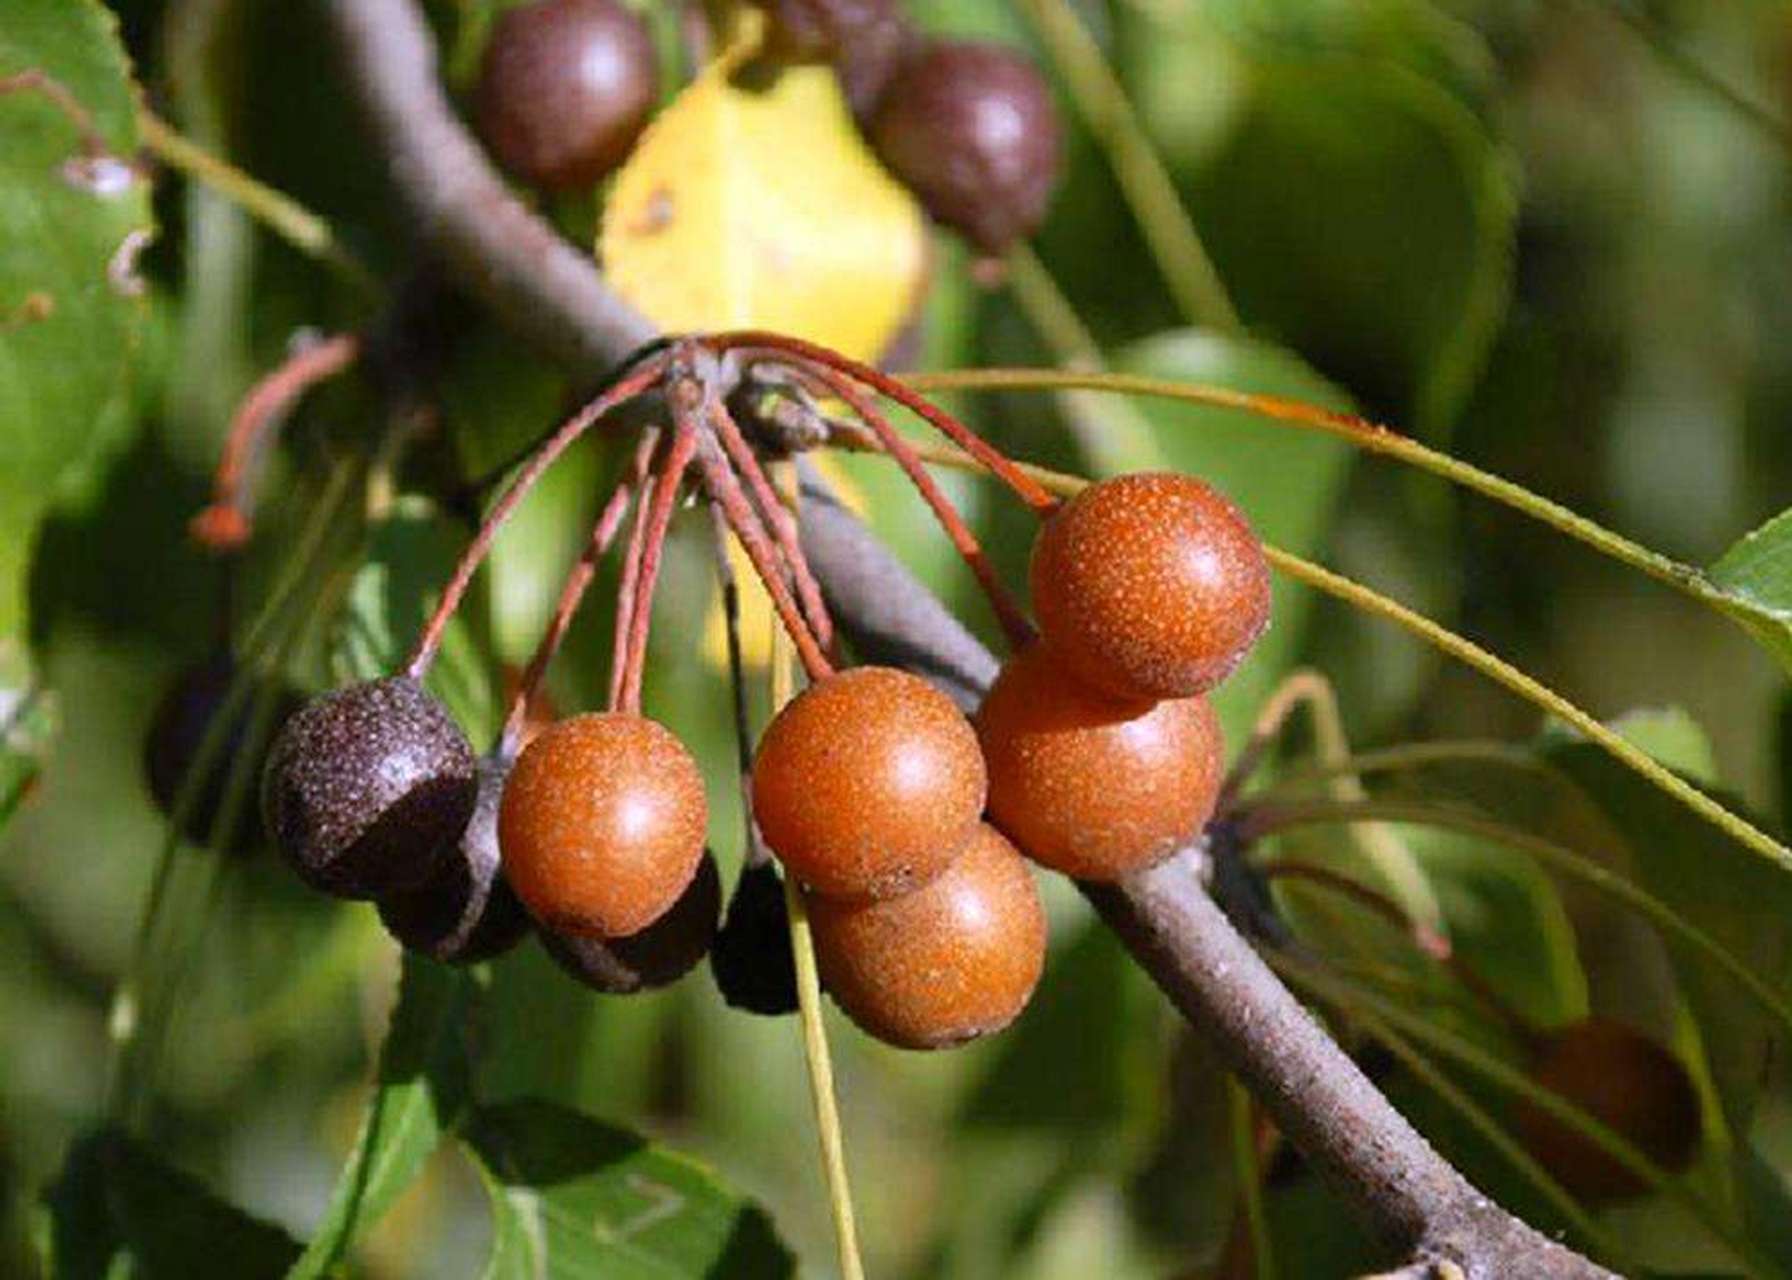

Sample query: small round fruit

[475,0,657,191]
[752,666,986,900]
[710,860,798,1016]
[869,40,1061,254]
[975,643,1224,881]
[144,651,301,855]
[1514,1018,1702,1203]
[263,677,477,899]
[754,0,910,117]
[378,755,530,964]
[499,712,708,938]
[809,823,1045,1049]
[1031,472,1271,701]
[540,851,721,993]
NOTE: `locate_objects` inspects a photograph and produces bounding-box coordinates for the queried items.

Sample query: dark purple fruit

[1514,1018,1702,1203]
[754,0,911,118]
[710,860,798,1016]
[540,851,721,994]
[475,0,657,191]
[143,652,301,855]
[869,40,1061,254]
[262,676,477,900]
[378,754,529,964]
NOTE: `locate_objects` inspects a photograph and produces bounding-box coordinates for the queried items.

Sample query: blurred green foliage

[4,0,1792,1276]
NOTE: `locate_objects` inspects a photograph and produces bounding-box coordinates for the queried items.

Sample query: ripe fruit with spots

[1030,472,1271,701]
[869,40,1061,254]
[499,711,708,938]
[808,823,1045,1049]
[262,676,477,899]
[754,0,911,117]
[751,665,986,900]
[975,642,1224,881]
[475,0,657,191]
[1514,1018,1702,1203]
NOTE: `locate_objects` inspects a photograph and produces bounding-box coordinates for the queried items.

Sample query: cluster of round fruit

[475,0,1061,256]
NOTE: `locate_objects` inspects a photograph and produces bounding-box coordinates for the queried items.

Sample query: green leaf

[0,649,55,832]
[286,953,474,1280]
[41,1129,302,1279]
[462,1099,797,1280]
[1540,726,1792,1135]
[1185,55,1514,432]
[0,0,153,642]
[1112,329,1355,739]
[333,498,496,742]
[1710,507,1792,674]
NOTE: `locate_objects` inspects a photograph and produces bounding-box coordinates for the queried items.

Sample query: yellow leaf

[601,57,926,362]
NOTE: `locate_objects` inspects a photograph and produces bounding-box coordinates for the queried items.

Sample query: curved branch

[322,2,1617,1274]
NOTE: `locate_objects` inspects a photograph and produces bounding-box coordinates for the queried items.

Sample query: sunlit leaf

[287,954,474,1280]
[601,53,926,363]
[463,1098,796,1279]
[1710,507,1792,675]
[41,1129,302,1279]
[0,0,152,642]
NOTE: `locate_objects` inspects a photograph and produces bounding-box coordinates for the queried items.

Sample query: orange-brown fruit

[752,666,986,899]
[1514,1017,1702,1203]
[499,712,708,938]
[1031,472,1270,701]
[809,823,1045,1049]
[975,643,1224,880]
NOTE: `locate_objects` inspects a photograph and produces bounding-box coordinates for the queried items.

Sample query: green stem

[832,433,1792,889]
[1246,796,1792,1050]
[1273,959,1633,1271]
[900,367,1726,613]
[1225,1075,1276,1280]
[769,462,865,1280]
[1013,0,1239,330]
[137,111,379,293]
[1278,954,1778,1278]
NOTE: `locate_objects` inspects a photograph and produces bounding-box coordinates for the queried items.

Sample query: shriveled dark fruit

[475,0,657,191]
[1031,472,1271,702]
[1514,1018,1702,1203]
[808,823,1046,1049]
[377,754,529,964]
[540,851,721,994]
[144,651,301,855]
[869,39,1061,254]
[710,859,798,1016]
[752,665,986,900]
[975,642,1225,881]
[262,676,477,899]
[499,711,708,938]
[753,0,911,117]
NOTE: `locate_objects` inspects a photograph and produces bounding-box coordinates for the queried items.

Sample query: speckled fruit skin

[1514,1018,1702,1203]
[475,0,656,191]
[378,755,529,965]
[262,676,477,900]
[975,643,1224,881]
[711,860,798,1016]
[144,651,301,856]
[869,40,1061,254]
[1031,472,1271,702]
[499,711,708,938]
[809,823,1045,1050]
[752,666,986,900]
[540,851,720,993]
